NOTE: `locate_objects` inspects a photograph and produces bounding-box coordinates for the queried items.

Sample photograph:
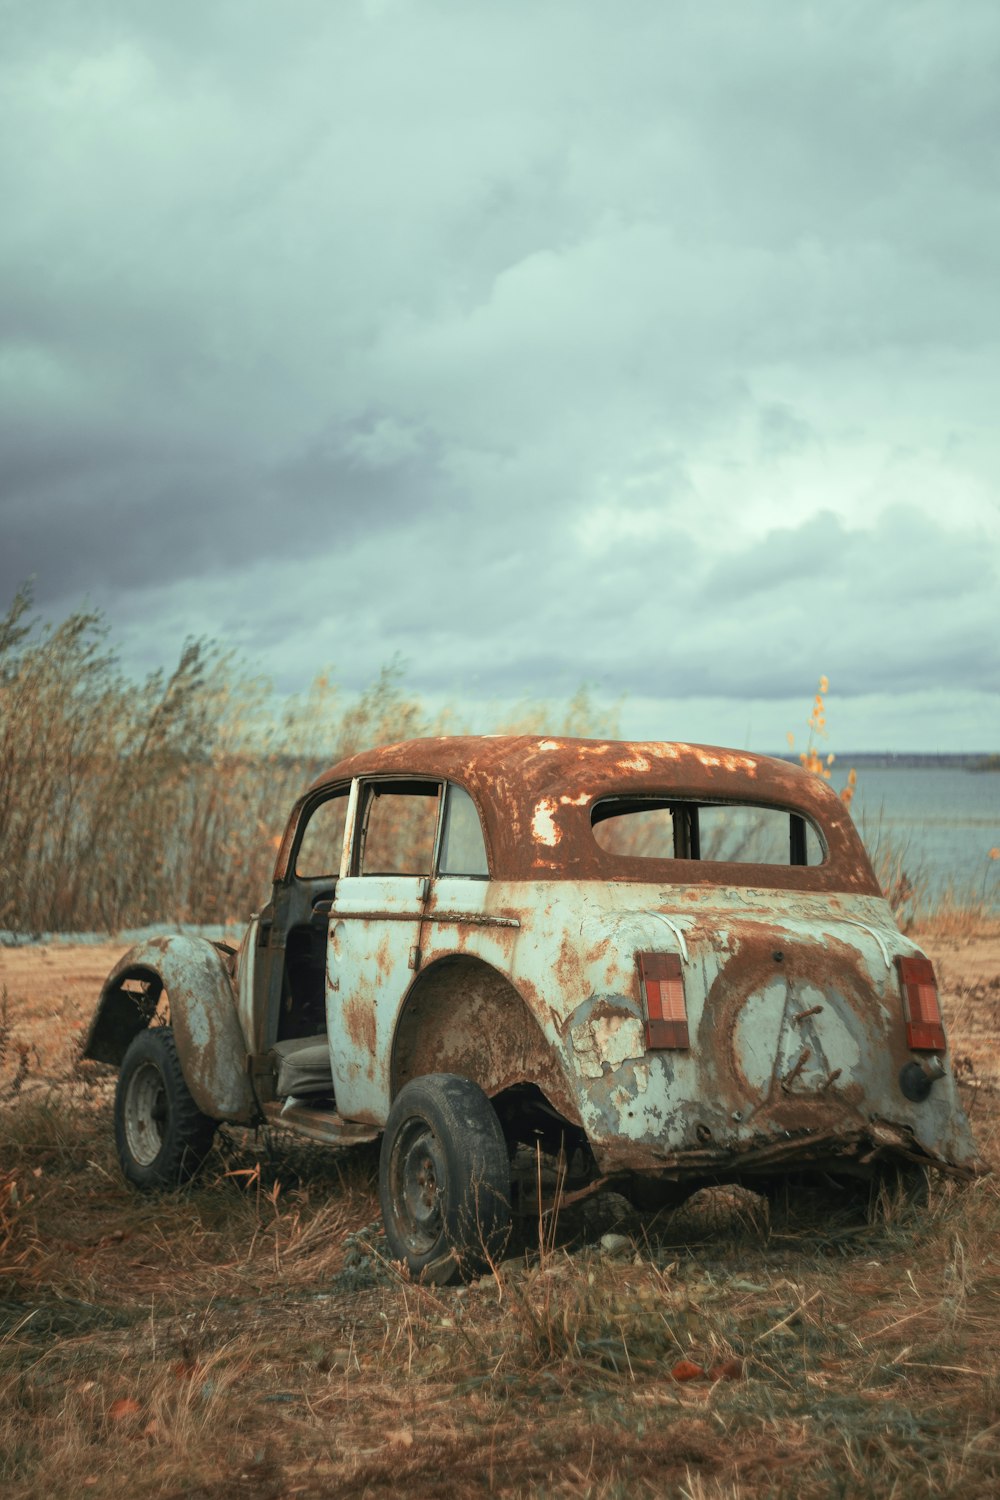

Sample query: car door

[239,786,351,1062]
[327,777,442,1123]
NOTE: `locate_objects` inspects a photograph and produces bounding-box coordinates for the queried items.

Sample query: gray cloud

[1,1,998,747]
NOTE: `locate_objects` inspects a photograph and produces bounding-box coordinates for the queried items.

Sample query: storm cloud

[1,1,998,748]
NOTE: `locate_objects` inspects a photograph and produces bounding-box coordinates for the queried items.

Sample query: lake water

[828,766,1000,903]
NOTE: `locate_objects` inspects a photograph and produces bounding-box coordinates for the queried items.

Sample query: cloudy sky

[2,0,998,751]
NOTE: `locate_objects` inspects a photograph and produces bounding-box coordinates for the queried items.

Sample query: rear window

[591,797,825,867]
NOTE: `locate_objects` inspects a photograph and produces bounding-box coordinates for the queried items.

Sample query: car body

[85,735,982,1279]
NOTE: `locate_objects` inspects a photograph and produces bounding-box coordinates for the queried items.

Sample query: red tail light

[896,956,946,1052]
[638,952,689,1049]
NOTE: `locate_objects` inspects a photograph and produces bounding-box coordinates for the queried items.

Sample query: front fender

[83,935,255,1122]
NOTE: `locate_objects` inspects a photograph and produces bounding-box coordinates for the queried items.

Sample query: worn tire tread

[379,1073,511,1283]
[114,1027,216,1190]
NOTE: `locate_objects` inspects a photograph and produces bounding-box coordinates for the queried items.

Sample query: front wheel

[379,1074,511,1284]
[114,1027,216,1189]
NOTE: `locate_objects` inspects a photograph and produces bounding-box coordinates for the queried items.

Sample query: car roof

[307,735,880,894]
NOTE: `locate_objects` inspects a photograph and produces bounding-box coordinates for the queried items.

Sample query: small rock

[599,1232,631,1257]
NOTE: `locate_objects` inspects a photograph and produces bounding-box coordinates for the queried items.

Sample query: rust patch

[391,958,582,1125]
[342,993,377,1058]
[699,927,885,1114]
[375,932,394,985]
[554,931,583,995]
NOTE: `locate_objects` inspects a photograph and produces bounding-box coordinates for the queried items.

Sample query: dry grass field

[3,925,1000,1499]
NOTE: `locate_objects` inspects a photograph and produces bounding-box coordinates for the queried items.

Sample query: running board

[263,1100,380,1148]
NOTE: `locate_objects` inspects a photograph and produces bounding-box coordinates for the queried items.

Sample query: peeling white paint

[571,1011,645,1078]
[693,747,757,775]
[532,798,561,844]
[617,755,651,773]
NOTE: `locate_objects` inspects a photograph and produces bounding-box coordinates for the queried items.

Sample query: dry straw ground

[2,924,1000,1500]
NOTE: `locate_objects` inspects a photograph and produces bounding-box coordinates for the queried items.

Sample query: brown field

[3,926,1000,1500]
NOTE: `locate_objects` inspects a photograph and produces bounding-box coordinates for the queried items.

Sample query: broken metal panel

[85,935,255,1122]
[329,871,526,1124]
[83,965,161,1064]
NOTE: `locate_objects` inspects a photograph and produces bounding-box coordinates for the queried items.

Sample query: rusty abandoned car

[84,736,981,1281]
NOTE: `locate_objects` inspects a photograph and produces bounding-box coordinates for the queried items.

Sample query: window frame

[351,776,445,878]
[289,784,353,882]
[343,776,492,881]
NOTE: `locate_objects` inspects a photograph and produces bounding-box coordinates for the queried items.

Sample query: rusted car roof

[306,736,880,894]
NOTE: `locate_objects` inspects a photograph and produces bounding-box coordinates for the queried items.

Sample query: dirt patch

[0,942,126,1082]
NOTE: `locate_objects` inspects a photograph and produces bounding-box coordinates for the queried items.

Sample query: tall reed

[0,588,614,933]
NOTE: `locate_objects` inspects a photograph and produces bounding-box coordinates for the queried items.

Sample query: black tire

[114,1027,216,1189]
[379,1074,511,1284]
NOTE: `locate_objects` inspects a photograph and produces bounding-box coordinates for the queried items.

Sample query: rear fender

[390,956,583,1129]
[83,935,255,1122]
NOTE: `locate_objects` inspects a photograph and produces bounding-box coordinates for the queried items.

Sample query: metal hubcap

[123,1061,169,1166]
[392,1120,446,1254]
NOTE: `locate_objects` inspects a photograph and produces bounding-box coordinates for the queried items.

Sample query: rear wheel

[379,1074,511,1284]
[114,1027,216,1189]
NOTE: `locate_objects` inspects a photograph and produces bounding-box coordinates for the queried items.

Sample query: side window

[295,791,350,878]
[438,784,489,877]
[359,781,441,876]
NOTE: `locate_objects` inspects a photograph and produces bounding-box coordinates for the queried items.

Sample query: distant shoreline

[772,752,999,771]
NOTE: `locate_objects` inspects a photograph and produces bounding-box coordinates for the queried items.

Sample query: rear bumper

[592,1117,987,1183]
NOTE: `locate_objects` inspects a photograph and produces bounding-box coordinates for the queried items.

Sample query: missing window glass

[359,781,441,876]
[592,797,824,867]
